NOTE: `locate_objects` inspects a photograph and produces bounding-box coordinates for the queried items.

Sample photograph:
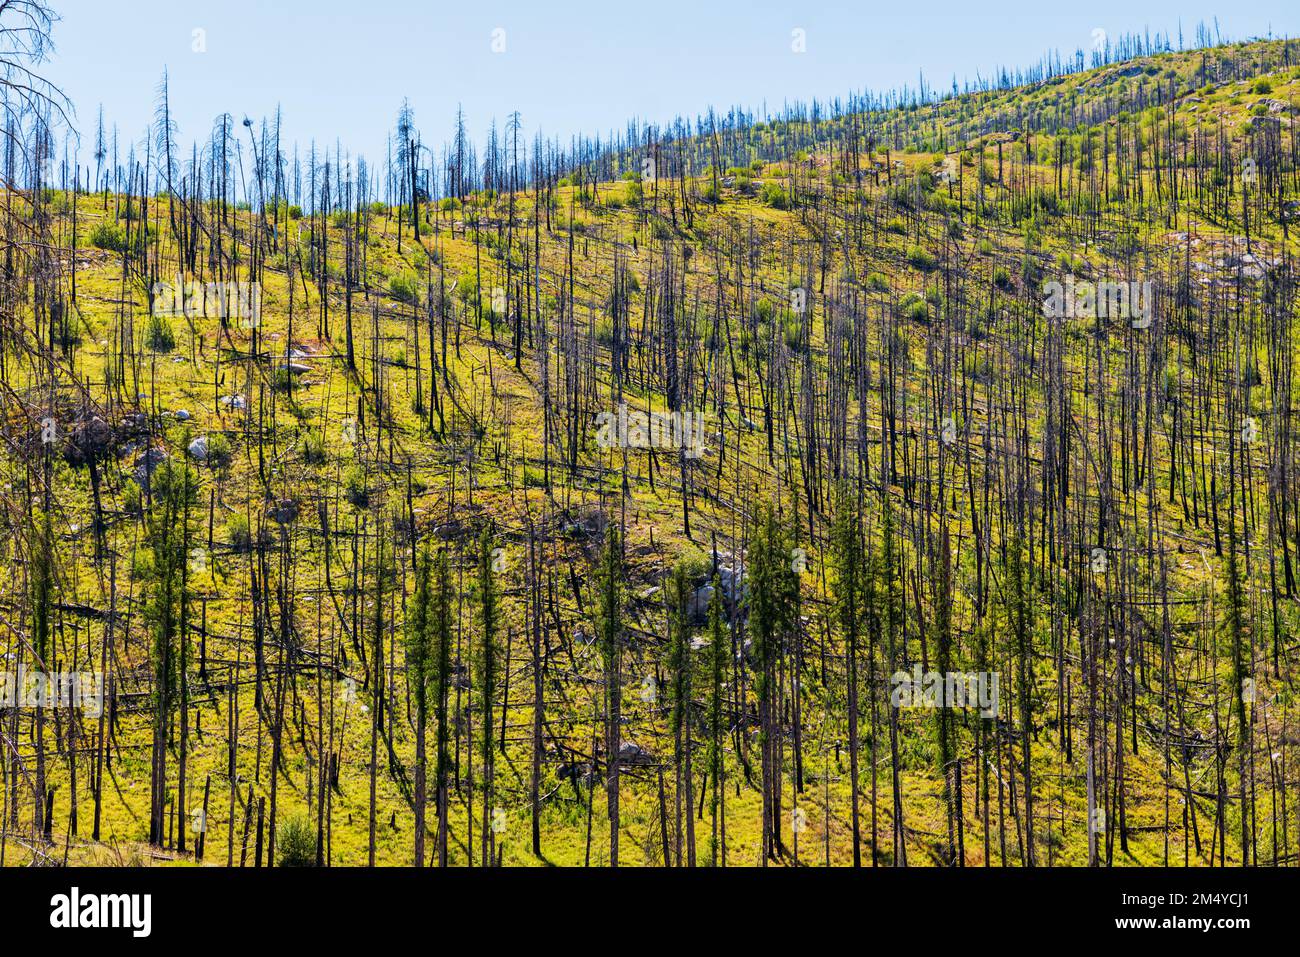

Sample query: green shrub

[899,292,929,322]
[782,312,801,350]
[276,814,316,867]
[759,181,789,209]
[389,272,420,305]
[907,245,937,271]
[206,434,232,468]
[90,222,126,252]
[455,273,478,306]
[146,315,176,352]
[344,465,369,508]
[303,429,327,465]
[227,514,251,551]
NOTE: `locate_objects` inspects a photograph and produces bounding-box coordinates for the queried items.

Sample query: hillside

[3,35,1300,867]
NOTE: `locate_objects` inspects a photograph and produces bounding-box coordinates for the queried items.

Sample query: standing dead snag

[829,483,864,866]
[143,460,196,847]
[475,524,500,866]
[406,542,435,866]
[747,501,798,863]
[368,519,388,867]
[594,524,624,866]
[668,559,695,865]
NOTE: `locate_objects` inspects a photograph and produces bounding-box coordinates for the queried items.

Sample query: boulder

[689,584,715,622]
[266,499,299,524]
[617,742,655,767]
[132,448,169,487]
[71,415,112,457]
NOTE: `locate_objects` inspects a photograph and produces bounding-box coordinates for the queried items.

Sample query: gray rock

[689,584,715,622]
[71,416,112,456]
[132,448,169,487]
[267,499,299,524]
[617,742,655,767]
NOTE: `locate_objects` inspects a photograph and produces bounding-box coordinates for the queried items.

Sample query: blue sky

[42,0,1300,168]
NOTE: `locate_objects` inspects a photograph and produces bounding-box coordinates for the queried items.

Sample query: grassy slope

[3,38,1299,866]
